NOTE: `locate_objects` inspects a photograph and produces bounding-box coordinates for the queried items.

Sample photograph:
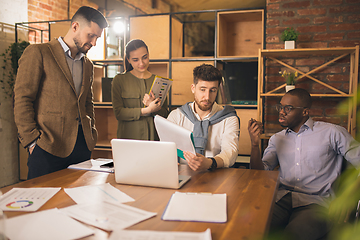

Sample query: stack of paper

[68,158,114,173]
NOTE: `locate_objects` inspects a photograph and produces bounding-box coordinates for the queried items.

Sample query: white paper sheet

[0,187,61,212]
[64,183,134,205]
[162,192,227,223]
[109,228,212,240]
[68,158,114,173]
[154,115,195,161]
[61,201,157,231]
[5,208,94,240]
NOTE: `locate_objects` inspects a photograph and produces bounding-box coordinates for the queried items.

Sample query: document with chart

[149,75,172,106]
[0,187,61,212]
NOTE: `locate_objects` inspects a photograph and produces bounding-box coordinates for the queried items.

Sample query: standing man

[248,88,360,239]
[167,64,240,172]
[14,6,108,179]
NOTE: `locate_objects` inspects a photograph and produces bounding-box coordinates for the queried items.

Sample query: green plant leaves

[0,40,30,98]
[281,27,299,42]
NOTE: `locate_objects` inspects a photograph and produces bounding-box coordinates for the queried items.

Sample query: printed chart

[149,76,172,106]
[0,187,61,211]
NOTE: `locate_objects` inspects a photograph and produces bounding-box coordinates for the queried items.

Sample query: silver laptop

[110,139,191,189]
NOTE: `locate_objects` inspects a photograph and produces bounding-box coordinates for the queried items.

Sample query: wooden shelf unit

[91,9,265,158]
[257,46,359,137]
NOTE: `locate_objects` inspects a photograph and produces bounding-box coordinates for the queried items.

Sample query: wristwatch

[208,157,217,171]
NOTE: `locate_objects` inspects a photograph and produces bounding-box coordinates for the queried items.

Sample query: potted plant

[0,40,30,99]
[281,27,299,49]
[280,70,298,92]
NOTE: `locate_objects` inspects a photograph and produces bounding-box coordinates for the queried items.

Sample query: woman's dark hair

[124,39,149,72]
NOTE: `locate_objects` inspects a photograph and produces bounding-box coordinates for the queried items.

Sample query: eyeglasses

[275,104,305,114]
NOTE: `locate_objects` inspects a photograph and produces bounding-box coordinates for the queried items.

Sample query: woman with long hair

[112,39,169,140]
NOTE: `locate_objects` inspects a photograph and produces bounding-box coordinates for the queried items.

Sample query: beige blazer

[14,39,97,158]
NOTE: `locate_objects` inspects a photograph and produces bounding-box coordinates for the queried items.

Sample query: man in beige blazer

[14,6,108,179]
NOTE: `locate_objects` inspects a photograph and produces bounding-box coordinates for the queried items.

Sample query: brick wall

[27,0,98,43]
[26,0,171,43]
[264,0,360,134]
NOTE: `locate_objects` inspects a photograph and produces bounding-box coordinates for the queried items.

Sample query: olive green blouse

[111,72,169,140]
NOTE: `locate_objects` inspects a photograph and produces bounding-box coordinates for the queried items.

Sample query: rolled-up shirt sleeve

[213,116,240,168]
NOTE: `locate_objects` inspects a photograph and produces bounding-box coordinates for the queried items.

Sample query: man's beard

[194,97,214,112]
[74,37,90,54]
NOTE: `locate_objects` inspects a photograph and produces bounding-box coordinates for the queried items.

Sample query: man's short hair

[286,88,312,108]
[71,6,108,29]
[193,64,222,86]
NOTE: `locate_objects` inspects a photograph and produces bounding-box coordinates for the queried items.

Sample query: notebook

[111,139,191,189]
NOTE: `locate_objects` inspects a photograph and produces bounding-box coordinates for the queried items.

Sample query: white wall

[0,0,27,187]
[0,0,28,25]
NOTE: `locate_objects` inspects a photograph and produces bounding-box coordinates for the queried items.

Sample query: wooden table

[1,165,279,240]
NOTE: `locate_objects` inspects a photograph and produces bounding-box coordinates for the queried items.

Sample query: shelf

[217,9,264,58]
[259,47,359,97]
[260,93,354,97]
[231,104,257,108]
[260,47,357,57]
[171,56,215,61]
[95,140,111,149]
[148,62,169,78]
[92,59,124,66]
[260,133,273,140]
[217,57,258,62]
[129,15,183,59]
[94,102,112,107]
[257,46,359,137]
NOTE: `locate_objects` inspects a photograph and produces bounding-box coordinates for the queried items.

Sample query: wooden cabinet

[217,9,264,58]
[257,46,359,137]
[129,15,183,59]
[171,61,214,105]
